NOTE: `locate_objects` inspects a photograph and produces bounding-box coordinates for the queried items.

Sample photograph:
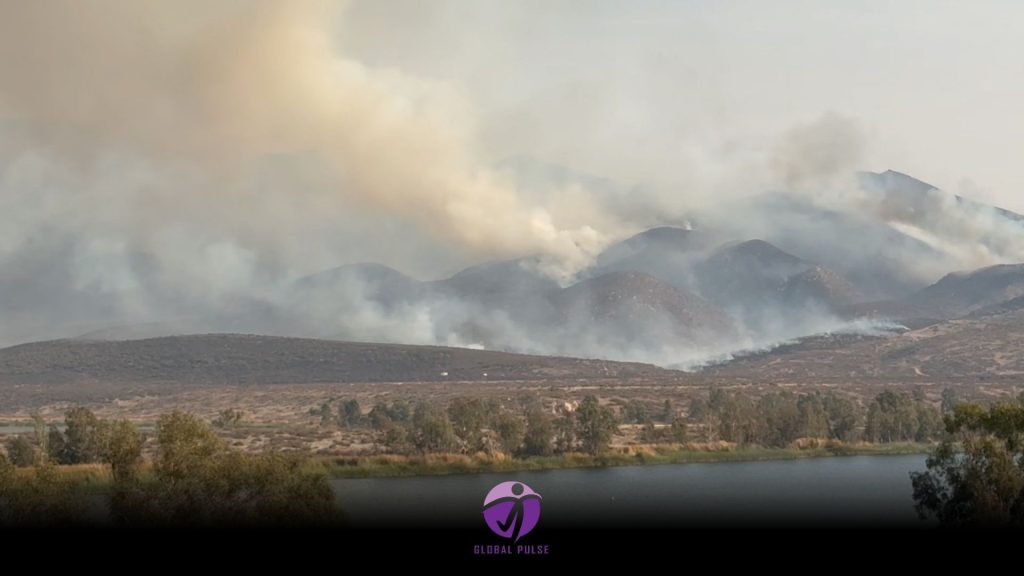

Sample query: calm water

[0,425,39,435]
[333,454,929,528]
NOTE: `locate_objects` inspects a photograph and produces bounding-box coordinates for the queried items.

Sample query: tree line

[312,387,949,457]
[688,388,942,447]
[343,395,618,457]
[0,408,335,527]
[912,394,1024,526]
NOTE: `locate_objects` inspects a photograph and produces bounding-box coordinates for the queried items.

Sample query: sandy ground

[1,377,1017,456]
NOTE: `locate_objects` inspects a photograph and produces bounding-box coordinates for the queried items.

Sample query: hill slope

[781,265,865,310]
[589,227,711,287]
[694,239,811,307]
[848,263,1024,322]
[858,169,1024,224]
[551,271,737,346]
[705,307,1024,382]
[0,334,672,387]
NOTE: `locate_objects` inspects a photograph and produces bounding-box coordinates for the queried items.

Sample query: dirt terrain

[0,334,671,386]
[706,308,1024,384]
[2,300,1022,456]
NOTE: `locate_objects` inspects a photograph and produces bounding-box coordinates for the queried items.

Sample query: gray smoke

[1,1,1023,368]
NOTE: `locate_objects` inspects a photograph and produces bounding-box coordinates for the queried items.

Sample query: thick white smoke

[0,1,626,344]
[0,1,612,281]
[1,1,1023,367]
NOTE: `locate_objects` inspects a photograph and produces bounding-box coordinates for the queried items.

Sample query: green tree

[866,390,939,443]
[493,412,524,454]
[318,403,334,428]
[660,399,675,423]
[369,406,412,453]
[368,403,392,429]
[522,407,553,456]
[228,451,335,525]
[447,397,488,452]
[378,419,410,454]
[337,399,363,428]
[757,392,801,447]
[671,417,689,443]
[716,392,759,444]
[576,396,617,455]
[911,402,1024,526]
[690,394,719,442]
[411,404,458,454]
[154,410,223,484]
[822,392,859,441]
[32,413,47,458]
[388,400,413,422]
[553,412,576,453]
[105,419,143,485]
[369,400,412,425]
[915,399,943,441]
[212,408,244,429]
[63,407,108,464]
[47,425,68,463]
[0,453,14,496]
[688,396,708,422]
[798,394,829,439]
[622,400,648,424]
[708,387,727,412]
[116,410,335,526]
[8,435,37,467]
[2,460,86,526]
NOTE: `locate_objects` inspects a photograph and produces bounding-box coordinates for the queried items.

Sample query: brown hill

[551,271,737,345]
[909,264,1024,317]
[430,257,559,308]
[589,227,711,288]
[781,265,865,310]
[0,334,672,389]
[704,307,1024,383]
[858,169,1024,224]
[847,263,1024,323]
[694,239,811,307]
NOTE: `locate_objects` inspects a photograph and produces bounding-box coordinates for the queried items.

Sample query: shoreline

[325,442,931,479]
[16,443,934,487]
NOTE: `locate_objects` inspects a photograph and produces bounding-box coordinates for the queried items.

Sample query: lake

[0,425,41,435]
[333,454,930,528]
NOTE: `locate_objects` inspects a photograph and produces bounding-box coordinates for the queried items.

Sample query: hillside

[551,271,737,345]
[588,226,711,287]
[781,265,865,310]
[858,169,1024,224]
[847,263,1024,322]
[0,334,672,388]
[430,257,559,307]
[694,239,811,307]
[704,307,1024,383]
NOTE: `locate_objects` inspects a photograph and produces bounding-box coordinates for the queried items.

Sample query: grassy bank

[19,443,932,485]
[325,442,931,479]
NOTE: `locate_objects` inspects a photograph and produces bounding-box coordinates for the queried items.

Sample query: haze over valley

[2,2,1024,375]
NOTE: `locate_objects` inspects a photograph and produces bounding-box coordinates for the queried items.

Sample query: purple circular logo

[482,481,542,542]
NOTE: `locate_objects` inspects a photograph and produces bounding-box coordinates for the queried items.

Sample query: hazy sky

[342,0,1024,211]
[0,0,1021,348]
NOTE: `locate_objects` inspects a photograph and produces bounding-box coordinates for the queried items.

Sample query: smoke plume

[0,1,610,277]
[1,1,1023,367]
